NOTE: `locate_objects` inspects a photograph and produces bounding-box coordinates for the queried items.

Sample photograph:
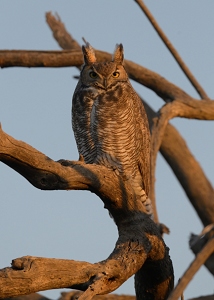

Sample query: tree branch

[143,101,214,226]
[168,237,214,300]
[0,48,191,103]
[150,99,214,210]
[46,12,81,51]
[134,0,210,100]
[0,125,174,299]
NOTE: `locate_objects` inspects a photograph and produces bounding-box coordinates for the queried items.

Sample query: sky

[0,1,214,299]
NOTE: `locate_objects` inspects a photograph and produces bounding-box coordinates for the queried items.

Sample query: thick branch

[4,292,214,300]
[0,125,174,299]
[150,99,214,206]
[0,50,83,68]
[0,240,146,300]
[134,0,210,100]
[46,12,81,51]
[0,49,191,103]
[160,121,214,226]
[153,97,214,154]
[143,101,214,226]
[0,124,146,221]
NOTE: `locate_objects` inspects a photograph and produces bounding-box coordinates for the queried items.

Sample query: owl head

[80,43,128,89]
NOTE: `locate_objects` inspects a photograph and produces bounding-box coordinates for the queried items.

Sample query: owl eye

[89,71,98,78]
[112,71,120,78]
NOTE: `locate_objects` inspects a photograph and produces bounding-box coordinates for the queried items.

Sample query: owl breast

[72,81,145,181]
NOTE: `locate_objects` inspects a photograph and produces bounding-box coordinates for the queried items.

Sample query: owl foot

[57,159,85,167]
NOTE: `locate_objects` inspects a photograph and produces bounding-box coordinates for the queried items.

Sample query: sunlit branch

[134,0,210,100]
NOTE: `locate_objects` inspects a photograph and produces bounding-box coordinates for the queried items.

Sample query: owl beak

[103,78,108,89]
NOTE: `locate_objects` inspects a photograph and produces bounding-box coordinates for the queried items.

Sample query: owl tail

[131,180,153,218]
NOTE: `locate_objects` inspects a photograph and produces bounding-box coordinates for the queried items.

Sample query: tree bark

[0,125,174,299]
[143,101,214,227]
[0,48,192,103]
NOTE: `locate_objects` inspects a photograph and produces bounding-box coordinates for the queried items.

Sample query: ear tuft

[113,44,124,64]
[82,42,97,65]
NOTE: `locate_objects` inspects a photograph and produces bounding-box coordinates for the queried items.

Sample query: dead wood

[1,7,213,299]
[4,291,136,300]
[149,99,214,214]
[1,12,213,227]
[46,12,81,51]
[4,291,214,300]
[134,0,209,100]
[143,101,214,226]
[0,125,174,299]
[0,48,191,103]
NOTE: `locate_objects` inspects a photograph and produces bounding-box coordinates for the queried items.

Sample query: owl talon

[57,159,85,167]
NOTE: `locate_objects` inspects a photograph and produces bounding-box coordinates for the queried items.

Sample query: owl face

[80,63,128,90]
[79,43,128,90]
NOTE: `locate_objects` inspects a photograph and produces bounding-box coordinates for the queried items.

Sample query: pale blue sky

[0,1,214,299]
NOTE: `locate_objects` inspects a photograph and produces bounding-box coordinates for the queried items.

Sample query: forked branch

[144,101,214,226]
[0,125,174,299]
[150,99,214,213]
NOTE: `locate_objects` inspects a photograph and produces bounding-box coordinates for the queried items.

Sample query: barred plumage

[72,43,152,216]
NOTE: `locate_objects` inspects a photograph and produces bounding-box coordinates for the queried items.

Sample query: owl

[72,43,152,217]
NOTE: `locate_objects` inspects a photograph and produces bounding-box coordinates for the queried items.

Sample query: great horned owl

[72,43,152,216]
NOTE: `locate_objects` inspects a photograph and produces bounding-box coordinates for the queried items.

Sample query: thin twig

[168,237,214,300]
[134,0,210,100]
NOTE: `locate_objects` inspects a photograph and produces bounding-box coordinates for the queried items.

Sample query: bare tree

[0,2,213,300]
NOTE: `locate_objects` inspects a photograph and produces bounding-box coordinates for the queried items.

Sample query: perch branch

[0,124,145,218]
[134,0,210,100]
[0,125,174,299]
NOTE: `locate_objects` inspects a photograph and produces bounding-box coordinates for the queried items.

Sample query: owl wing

[72,86,97,163]
[134,92,151,197]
